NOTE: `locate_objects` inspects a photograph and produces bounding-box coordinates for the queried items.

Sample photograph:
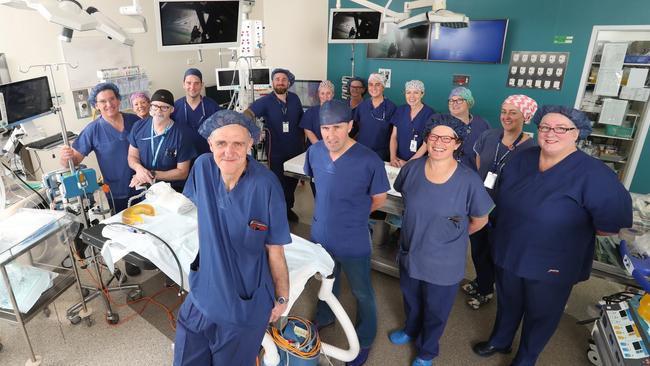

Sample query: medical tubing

[104,222,185,295]
[317,276,361,362]
[1,161,48,207]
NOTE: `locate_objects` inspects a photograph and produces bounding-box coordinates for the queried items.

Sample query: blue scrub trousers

[173,297,267,366]
[399,263,458,361]
[469,226,494,295]
[269,157,298,209]
[488,266,574,366]
[316,256,377,348]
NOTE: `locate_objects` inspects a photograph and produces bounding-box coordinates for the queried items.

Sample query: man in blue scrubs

[173,110,291,366]
[246,68,304,221]
[59,82,140,214]
[353,73,397,161]
[170,68,220,155]
[305,100,390,366]
[127,89,196,192]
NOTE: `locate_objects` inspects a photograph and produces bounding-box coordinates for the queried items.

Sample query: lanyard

[276,95,288,118]
[370,100,386,121]
[146,121,173,168]
[184,96,206,126]
[491,131,524,172]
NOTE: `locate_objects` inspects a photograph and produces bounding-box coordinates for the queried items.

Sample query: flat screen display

[250,68,271,87]
[216,68,240,90]
[367,23,430,60]
[289,80,321,108]
[155,0,241,51]
[0,76,53,128]
[428,19,508,63]
[329,8,382,44]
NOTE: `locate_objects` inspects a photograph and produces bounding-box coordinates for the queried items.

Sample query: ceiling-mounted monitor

[154,0,242,52]
[428,19,509,64]
[216,68,240,91]
[289,80,321,108]
[0,76,53,129]
[329,8,382,44]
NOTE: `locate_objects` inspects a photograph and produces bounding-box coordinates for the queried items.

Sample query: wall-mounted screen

[367,23,430,60]
[0,76,53,129]
[154,0,241,51]
[250,67,271,88]
[428,19,509,63]
[329,8,382,44]
[289,80,321,108]
[216,68,240,90]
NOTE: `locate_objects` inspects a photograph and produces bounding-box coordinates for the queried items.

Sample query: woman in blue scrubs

[300,80,335,144]
[472,106,633,366]
[129,92,150,121]
[445,87,490,170]
[389,80,435,167]
[59,82,140,214]
[389,115,494,366]
[127,89,196,192]
[353,73,397,161]
[348,77,366,112]
[463,95,538,310]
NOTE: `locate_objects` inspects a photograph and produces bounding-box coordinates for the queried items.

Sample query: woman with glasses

[353,73,397,161]
[462,95,538,310]
[472,106,632,366]
[388,80,436,167]
[446,87,490,170]
[129,92,151,121]
[348,77,366,112]
[389,114,493,366]
[127,89,197,192]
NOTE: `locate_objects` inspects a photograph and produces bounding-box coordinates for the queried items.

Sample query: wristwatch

[276,296,288,305]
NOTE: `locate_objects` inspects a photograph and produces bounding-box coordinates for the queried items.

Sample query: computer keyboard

[26,131,78,150]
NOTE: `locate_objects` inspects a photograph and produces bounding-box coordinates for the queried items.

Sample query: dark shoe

[287,209,299,222]
[472,341,512,357]
[125,262,141,276]
[467,293,494,310]
[346,347,370,366]
[461,279,478,296]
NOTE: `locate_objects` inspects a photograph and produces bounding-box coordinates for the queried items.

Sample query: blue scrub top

[171,96,220,155]
[249,92,304,161]
[127,117,197,190]
[390,104,435,161]
[73,113,140,199]
[183,154,292,327]
[492,148,633,285]
[354,98,397,161]
[473,128,536,199]
[304,142,390,258]
[395,157,494,285]
[299,105,322,142]
[436,113,490,170]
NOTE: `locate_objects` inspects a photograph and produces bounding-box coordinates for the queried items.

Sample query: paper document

[598,98,628,126]
[600,43,628,70]
[627,68,648,88]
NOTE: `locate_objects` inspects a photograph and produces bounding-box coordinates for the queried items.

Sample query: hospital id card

[410,138,418,153]
[283,121,289,133]
[484,171,498,189]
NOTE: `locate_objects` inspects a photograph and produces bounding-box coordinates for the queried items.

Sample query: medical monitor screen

[329,8,382,44]
[0,76,53,128]
[428,19,509,63]
[250,68,271,87]
[289,80,321,108]
[155,0,241,51]
[216,69,240,90]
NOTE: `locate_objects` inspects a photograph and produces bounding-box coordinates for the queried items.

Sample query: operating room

[1,0,650,365]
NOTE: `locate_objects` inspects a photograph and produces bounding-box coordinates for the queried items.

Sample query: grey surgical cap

[405,80,425,93]
[319,100,352,125]
[199,110,261,142]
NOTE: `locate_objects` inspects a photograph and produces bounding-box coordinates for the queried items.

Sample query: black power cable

[1,161,49,208]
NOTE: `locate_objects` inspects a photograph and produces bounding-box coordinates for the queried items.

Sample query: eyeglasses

[350,86,365,89]
[428,134,457,144]
[537,125,577,134]
[150,104,171,112]
[448,98,466,106]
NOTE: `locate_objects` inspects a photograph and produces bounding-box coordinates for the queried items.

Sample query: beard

[273,86,288,95]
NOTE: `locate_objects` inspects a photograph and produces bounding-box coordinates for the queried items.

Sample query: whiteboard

[61,36,133,89]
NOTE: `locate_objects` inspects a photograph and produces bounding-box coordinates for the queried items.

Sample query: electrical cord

[268,316,321,360]
[104,222,185,295]
[1,160,48,208]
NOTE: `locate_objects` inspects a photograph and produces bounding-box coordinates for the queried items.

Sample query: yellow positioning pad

[121,204,156,225]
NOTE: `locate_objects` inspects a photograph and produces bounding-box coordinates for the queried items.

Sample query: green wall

[327,0,650,193]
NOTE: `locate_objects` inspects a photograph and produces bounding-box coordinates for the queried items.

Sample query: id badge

[409,139,417,153]
[282,121,289,133]
[484,171,498,189]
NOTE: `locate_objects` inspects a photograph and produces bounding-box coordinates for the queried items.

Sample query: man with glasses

[347,77,366,112]
[353,73,396,161]
[171,68,220,155]
[127,89,197,192]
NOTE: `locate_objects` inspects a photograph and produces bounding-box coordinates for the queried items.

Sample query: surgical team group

[58,66,634,366]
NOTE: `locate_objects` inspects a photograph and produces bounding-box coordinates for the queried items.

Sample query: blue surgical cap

[449,87,475,108]
[199,110,261,143]
[271,68,295,86]
[531,105,593,140]
[425,114,468,141]
[320,99,352,125]
[184,68,203,82]
[89,82,121,106]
